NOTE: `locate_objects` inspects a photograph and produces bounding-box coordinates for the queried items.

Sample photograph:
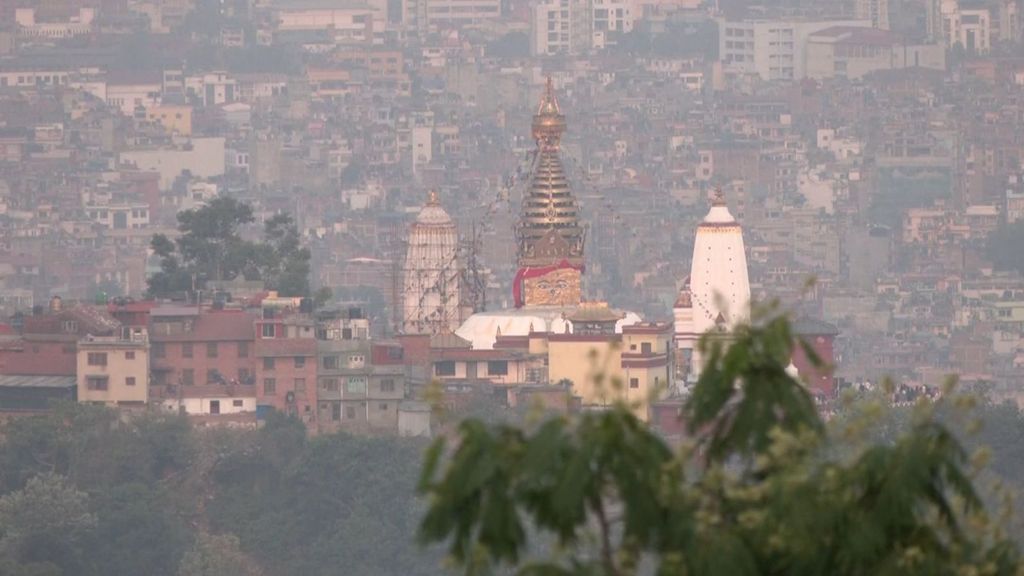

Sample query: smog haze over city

[3,0,1024,574]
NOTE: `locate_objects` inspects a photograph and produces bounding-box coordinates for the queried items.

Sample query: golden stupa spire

[532,76,566,149]
[427,189,440,206]
[516,76,584,270]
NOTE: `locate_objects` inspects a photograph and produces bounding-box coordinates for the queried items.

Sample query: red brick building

[254,311,318,426]
[149,307,257,395]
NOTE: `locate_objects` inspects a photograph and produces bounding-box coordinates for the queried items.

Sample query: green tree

[178,532,262,576]
[259,213,312,297]
[418,311,1021,575]
[0,473,96,575]
[147,199,314,298]
[987,222,1024,276]
[148,197,257,297]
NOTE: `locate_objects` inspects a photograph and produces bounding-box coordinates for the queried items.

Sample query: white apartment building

[402,0,502,33]
[532,0,626,55]
[718,18,872,81]
[932,0,1019,53]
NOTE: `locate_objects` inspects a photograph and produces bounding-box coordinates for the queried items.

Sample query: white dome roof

[456,306,643,350]
[702,204,738,225]
[416,204,453,226]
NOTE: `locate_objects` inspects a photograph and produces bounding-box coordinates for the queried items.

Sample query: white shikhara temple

[674,190,751,381]
[401,190,463,335]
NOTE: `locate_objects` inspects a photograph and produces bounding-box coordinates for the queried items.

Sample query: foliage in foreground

[419,311,1023,576]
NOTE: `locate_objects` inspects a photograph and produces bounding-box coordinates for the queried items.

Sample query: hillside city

[0,0,1021,436]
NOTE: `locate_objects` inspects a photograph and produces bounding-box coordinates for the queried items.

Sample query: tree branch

[594,495,620,576]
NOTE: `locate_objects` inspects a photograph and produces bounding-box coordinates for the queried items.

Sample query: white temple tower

[676,189,751,380]
[401,190,462,335]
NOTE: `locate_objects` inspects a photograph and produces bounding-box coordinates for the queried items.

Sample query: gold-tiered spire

[516,77,585,268]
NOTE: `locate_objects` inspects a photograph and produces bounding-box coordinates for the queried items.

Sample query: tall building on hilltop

[401,190,463,335]
[513,77,586,309]
[675,189,751,380]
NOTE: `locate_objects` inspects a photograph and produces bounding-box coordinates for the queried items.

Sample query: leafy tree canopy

[987,222,1024,276]
[147,198,311,299]
[419,310,1022,576]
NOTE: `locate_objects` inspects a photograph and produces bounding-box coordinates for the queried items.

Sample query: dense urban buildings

[0,0,1020,434]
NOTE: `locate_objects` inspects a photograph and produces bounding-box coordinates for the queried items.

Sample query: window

[238,368,250,383]
[332,403,341,421]
[126,377,136,387]
[182,369,194,386]
[629,378,640,389]
[87,352,107,366]
[261,324,275,338]
[346,377,367,394]
[86,376,108,391]
[345,406,356,419]
[263,357,275,370]
[62,320,78,333]
[238,341,249,357]
[641,342,652,354]
[264,378,276,394]
[294,356,305,368]
[380,379,395,393]
[487,360,508,376]
[348,355,365,368]
[182,343,193,358]
[435,361,456,376]
[322,356,338,369]
[210,400,220,415]
[321,378,339,392]
[207,342,218,358]
[233,400,244,407]
[294,378,306,392]
[125,351,135,360]
[379,403,388,411]
[207,369,219,384]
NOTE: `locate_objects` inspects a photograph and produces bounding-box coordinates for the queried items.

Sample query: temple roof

[516,78,584,268]
[564,302,624,323]
[415,189,454,226]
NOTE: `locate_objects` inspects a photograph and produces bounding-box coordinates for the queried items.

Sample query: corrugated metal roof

[0,374,76,388]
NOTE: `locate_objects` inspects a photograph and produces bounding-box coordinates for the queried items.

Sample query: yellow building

[145,104,192,136]
[77,329,150,407]
[545,303,671,420]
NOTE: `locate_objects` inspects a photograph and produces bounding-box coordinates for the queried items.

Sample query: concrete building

[77,327,150,407]
[145,104,193,136]
[403,0,501,32]
[855,0,890,29]
[805,27,946,80]
[531,0,591,55]
[15,7,94,39]
[718,18,872,81]
[401,191,463,335]
[118,137,226,189]
[543,304,671,421]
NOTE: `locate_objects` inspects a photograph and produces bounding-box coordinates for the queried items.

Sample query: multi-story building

[402,0,501,33]
[718,18,872,81]
[149,307,257,390]
[316,337,405,433]
[76,327,149,407]
[805,27,945,80]
[254,306,318,425]
[531,0,591,55]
